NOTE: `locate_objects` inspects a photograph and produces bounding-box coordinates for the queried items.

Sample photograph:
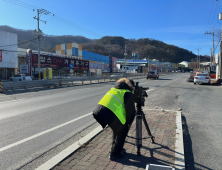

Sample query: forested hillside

[0,25,207,63]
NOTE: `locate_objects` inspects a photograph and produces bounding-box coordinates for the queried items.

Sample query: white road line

[0,112,93,152]
[143,108,176,112]
[68,88,90,92]
[0,99,23,104]
[146,89,154,92]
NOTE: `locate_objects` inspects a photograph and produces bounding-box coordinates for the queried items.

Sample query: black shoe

[109,152,125,160]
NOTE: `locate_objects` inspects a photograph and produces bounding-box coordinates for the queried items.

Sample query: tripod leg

[142,112,155,143]
[136,115,142,155]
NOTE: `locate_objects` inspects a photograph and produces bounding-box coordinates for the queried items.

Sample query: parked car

[9,74,32,82]
[194,73,210,85]
[187,72,196,82]
[146,71,159,79]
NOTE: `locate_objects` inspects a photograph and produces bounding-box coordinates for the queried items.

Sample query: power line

[208,1,219,31]
[198,0,215,47]
[3,0,102,38]
[198,0,221,48]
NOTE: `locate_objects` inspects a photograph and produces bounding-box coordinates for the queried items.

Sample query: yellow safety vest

[98,87,131,125]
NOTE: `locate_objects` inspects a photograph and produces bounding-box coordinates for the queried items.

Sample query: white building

[179,61,189,67]
[0,30,18,80]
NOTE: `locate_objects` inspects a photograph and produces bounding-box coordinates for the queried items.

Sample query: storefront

[32,54,89,78]
[89,62,109,77]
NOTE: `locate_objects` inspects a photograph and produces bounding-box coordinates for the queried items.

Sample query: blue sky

[1,0,222,56]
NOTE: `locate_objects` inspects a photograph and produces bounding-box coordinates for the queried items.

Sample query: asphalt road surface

[0,73,221,170]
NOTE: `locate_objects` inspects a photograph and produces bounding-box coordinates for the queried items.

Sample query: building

[55,43,116,77]
[17,42,116,78]
[179,61,189,68]
[0,30,18,80]
[18,48,89,78]
[56,43,82,59]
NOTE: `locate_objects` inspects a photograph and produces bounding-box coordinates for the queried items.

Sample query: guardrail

[1,74,146,93]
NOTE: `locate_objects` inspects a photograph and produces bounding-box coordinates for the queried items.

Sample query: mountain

[0,25,93,53]
[0,25,206,63]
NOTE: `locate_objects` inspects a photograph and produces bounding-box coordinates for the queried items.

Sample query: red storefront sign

[32,54,89,70]
[0,50,2,62]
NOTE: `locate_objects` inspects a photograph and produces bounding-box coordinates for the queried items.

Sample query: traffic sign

[70,69,74,73]
[69,64,74,69]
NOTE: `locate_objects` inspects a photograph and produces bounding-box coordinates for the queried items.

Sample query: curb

[174,111,185,169]
[36,109,185,170]
[35,126,103,170]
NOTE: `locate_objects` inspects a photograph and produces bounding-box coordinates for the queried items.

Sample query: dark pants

[111,124,130,155]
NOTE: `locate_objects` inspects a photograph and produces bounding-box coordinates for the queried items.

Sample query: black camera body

[133,82,149,106]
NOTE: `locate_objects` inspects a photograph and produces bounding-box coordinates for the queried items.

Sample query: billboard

[32,54,89,70]
[89,63,108,69]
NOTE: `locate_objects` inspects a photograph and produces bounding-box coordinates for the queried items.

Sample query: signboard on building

[0,50,2,62]
[20,65,28,74]
[128,59,147,63]
[32,54,89,70]
[89,63,108,70]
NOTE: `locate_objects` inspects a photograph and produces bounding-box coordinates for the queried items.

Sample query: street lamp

[132,52,136,73]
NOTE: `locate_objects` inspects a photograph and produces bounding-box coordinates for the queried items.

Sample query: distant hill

[0,25,207,63]
[0,25,93,53]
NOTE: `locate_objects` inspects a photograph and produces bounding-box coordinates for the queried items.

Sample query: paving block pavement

[51,110,182,170]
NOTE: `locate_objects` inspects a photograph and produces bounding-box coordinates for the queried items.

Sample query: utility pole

[132,52,136,72]
[161,58,163,72]
[124,45,127,73]
[210,48,212,64]
[148,56,149,72]
[34,9,51,79]
[196,47,201,70]
[205,28,215,63]
[218,25,222,79]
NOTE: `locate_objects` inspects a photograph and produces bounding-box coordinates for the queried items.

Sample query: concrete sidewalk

[50,109,184,170]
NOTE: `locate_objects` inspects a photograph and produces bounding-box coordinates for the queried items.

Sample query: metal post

[148,56,149,72]
[213,27,215,63]
[220,25,222,79]
[161,58,163,72]
[37,9,41,80]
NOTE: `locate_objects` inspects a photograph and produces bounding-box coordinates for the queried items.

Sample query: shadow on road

[182,115,213,170]
[117,141,184,169]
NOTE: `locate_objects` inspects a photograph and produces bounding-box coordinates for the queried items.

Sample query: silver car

[194,73,210,85]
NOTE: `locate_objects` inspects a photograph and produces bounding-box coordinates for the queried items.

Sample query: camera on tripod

[133,82,149,106]
[127,81,155,155]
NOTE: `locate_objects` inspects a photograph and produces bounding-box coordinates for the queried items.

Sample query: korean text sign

[32,54,89,70]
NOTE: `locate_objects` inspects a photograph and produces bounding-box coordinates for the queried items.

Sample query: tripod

[128,103,155,155]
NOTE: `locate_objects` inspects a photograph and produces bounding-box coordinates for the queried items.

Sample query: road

[0,73,221,170]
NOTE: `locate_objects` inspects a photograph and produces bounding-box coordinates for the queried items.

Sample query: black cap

[129,79,135,87]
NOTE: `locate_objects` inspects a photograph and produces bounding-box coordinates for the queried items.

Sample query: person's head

[116,78,135,92]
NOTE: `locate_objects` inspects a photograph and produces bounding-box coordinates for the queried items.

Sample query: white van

[9,74,32,82]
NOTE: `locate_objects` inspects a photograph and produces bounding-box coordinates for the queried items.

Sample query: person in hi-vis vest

[93,78,136,160]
